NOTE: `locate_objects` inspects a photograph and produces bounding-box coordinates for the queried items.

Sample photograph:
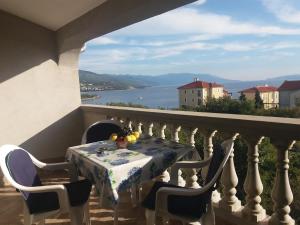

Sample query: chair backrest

[196,139,234,204]
[7,149,42,199]
[81,120,123,144]
[204,143,225,186]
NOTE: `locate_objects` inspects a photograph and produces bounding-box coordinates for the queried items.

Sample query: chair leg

[162,216,169,225]
[130,185,138,207]
[37,219,45,225]
[145,209,155,225]
[23,204,33,225]
[200,202,215,225]
[83,202,91,225]
[70,206,84,225]
[114,205,119,225]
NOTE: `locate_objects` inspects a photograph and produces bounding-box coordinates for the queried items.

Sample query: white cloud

[262,0,300,24]
[89,37,119,45]
[191,0,206,5]
[111,8,300,36]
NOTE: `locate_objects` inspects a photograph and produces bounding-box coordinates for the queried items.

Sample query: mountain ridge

[79,70,300,93]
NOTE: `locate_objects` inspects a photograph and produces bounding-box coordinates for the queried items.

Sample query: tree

[255,90,264,109]
[239,92,246,102]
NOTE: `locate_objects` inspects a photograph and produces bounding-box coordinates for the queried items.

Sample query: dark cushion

[142,143,225,219]
[86,122,123,144]
[6,149,92,214]
[65,179,92,207]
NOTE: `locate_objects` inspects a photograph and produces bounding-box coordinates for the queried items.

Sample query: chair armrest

[32,160,78,182]
[16,183,71,213]
[155,187,207,215]
[170,157,212,185]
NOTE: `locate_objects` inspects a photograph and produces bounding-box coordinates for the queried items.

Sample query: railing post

[160,123,167,140]
[219,133,242,212]
[185,128,200,189]
[172,125,185,187]
[242,136,266,222]
[202,129,219,202]
[137,122,143,134]
[269,140,295,225]
[158,123,170,182]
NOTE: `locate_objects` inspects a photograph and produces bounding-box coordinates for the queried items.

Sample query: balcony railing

[81,104,300,225]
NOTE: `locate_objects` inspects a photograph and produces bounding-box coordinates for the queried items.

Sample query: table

[66,135,193,208]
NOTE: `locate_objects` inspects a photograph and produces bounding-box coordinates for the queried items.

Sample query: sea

[82,85,238,109]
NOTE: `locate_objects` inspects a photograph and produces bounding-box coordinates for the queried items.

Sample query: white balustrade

[81,105,300,225]
[219,133,242,212]
[242,136,266,222]
[184,127,200,189]
[269,140,295,225]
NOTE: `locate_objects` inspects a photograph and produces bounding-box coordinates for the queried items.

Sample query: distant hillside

[79,70,235,90]
[79,69,300,95]
[79,70,156,90]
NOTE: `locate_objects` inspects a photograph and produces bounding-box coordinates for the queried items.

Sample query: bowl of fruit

[110,127,140,149]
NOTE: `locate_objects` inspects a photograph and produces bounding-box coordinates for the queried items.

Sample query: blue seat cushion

[6,149,92,214]
[142,181,208,219]
[25,179,92,214]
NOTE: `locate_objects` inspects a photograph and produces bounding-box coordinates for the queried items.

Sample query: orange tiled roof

[178,81,223,89]
[278,80,300,91]
[240,86,278,93]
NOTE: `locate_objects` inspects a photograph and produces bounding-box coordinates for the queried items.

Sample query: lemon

[125,135,132,142]
[110,133,118,141]
[133,131,140,139]
[130,135,137,143]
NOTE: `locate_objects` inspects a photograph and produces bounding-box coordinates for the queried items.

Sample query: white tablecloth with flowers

[65,136,192,208]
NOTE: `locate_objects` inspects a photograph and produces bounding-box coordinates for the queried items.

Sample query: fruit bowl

[116,138,128,149]
[110,127,141,148]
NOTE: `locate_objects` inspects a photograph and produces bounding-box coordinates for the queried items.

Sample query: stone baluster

[171,125,185,187]
[127,120,133,131]
[157,123,170,182]
[269,140,295,225]
[106,115,114,120]
[185,128,200,188]
[146,122,154,136]
[137,122,143,134]
[201,129,220,202]
[219,133,242,212]
[160,123,167,140]
[242,136,266,222]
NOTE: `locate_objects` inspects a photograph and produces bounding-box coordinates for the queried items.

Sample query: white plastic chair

[0,144,91,225]
[143,139,235,225]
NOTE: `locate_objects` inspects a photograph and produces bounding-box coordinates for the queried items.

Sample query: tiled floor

[0,170,175,225]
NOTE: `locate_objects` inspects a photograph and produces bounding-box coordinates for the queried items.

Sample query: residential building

[278,80,300,108]
[178,79,224,108]
[240,85,279,109]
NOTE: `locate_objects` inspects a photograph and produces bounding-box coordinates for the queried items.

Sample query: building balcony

[2,104,299,225]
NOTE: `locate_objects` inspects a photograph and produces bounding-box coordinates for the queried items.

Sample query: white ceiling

[0,0,107,30]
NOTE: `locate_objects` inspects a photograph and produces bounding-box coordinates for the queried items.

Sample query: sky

[79,0,300,81]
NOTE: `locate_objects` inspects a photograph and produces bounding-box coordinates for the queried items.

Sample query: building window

[184,98,187,103]
[192,90,194,94]
[198,90,201,96]
[184,90,186,94]
[192,98,194,102]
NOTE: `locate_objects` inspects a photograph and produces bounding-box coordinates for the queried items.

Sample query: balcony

[1,1,300,224]
[2,104,299,224]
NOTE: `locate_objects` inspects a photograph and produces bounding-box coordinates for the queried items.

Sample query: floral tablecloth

[66,136,192,208]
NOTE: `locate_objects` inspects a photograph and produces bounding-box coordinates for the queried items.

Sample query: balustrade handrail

[81,104,298,225]
[81,104,300,141]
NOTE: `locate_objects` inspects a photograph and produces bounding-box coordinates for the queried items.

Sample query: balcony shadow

[0,10,58,85]
[20,108,84,160]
